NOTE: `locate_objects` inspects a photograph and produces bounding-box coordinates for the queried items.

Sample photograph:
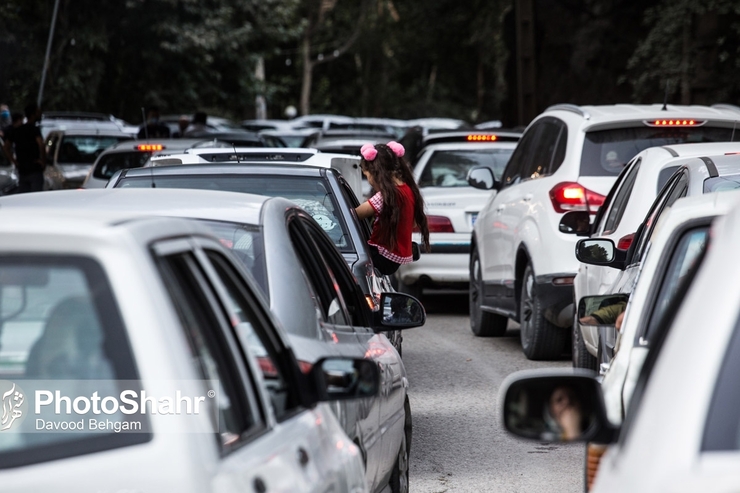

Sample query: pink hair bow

[360,143,378,161]
[387,141,405,157]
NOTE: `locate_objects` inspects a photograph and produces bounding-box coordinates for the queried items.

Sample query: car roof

[543,103,740,127]
[0,188,269,226]
[662,141,740,157]
[651,188,740,238]
[44,125,132,137]
[405,117,469,129]
[418,141,519,152]
[122,163,326,179]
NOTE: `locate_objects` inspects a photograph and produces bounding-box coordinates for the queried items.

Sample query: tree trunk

[680,13,691,104]
[300,32,314,116]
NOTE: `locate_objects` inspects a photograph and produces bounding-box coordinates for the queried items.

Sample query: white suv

[468,103,740,360]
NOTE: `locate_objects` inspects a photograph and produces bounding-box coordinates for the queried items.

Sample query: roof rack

[545,104,591,120]
[711,104,740,114]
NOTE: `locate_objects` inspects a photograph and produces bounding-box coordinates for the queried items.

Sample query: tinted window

[704,174,740,193]
[116,174,353,252]
[522,120,562,179]
[580,126,732,176]
[501,125,538,186]
[602,159,641,235]
[58,136,129,164]
[419,149,513,187]
[92,151,152,179]
[656,166,680,194]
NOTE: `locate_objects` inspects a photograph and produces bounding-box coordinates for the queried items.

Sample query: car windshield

[418,149,514,187]
[581,126,733,176]
[703,174,740,192]
[117,174,353,252]
[93,151,152,179]
[58,136,129,164]
[196,220,267,293]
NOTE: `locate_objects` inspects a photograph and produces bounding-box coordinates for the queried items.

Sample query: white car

[570,142,740,369]
[468,103,740,360]
[500,187,740,493]
[0,207,372,493]
[395,137,518,297]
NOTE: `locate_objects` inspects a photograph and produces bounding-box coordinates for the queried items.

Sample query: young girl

[355,141,430,276]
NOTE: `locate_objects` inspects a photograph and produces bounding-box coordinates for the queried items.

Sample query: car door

[155,244,324,493]
[298,213,407,488]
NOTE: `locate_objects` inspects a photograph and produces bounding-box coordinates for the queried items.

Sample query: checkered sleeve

[368,191,383,213]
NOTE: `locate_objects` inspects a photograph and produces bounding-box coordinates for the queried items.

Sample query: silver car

[0,205,373,493]
[0,188,425,493]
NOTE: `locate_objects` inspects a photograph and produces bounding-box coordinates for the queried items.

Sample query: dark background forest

[1,0,739,127]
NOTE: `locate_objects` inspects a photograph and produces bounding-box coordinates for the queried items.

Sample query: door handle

[523,194,533,202]
[253,477,267,493]
[298,447,310,467]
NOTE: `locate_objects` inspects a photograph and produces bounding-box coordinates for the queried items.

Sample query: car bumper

[535,274,575,328]
[396,250,471,286]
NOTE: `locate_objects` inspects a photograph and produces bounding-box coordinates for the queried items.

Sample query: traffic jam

[1,101,740,493]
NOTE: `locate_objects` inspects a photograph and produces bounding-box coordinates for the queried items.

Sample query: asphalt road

[404,293,583,493]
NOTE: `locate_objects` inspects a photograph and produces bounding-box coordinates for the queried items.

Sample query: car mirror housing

[578,294,629,327]
[467,166,500,191]
[372,292,426,330]
[500,369,618,444]
[575,238,627,270]
[309,357,379,402]
[559,211,591,236]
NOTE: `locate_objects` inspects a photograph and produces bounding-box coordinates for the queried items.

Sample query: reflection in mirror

[318,357,379,400]
[559,211,591,235]
[576,239,615,264]
[578,294,629,328]
[467,167,496,190]
[504,377,599,442]
[380,293,426,328]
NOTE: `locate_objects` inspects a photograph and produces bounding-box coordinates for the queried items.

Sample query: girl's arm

[355,201,375,220]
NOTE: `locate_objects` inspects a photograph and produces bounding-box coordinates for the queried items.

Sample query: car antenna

[141,106,149,141]
[233,142,240,163]
[661,81,670,111]
[732,120,737,142]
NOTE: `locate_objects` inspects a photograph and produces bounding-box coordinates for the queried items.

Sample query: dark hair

[193,111,207,124]
[24,103,38,119]
[11,112,23,123]
[361,143,430,252]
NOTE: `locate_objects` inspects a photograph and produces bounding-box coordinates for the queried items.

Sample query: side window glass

[548,121,567,174]
[340,180,372,241]
[523,120,560,179]
[201,249,299,419]
[158,253,259,450]
[501,124,539,186]
[642,227,709,343]
[656,166,680,194]
[602,159,641,235]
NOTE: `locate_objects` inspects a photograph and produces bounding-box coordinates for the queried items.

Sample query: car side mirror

[372,292,426,330]
[467,166,500,191]
[575,238,627,270]
[501,369,618,444]
[559,211,591,236]
[310,357,379,401]
[578,294,629,327]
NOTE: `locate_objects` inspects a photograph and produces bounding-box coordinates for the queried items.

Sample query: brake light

[421,215,455,233]
[645,119,702,127]
[617,233,635,250]
[137,144,164,151]
[467,134,498,142]
[549,182,605,214]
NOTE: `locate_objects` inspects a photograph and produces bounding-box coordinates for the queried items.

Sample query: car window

[656,166,680,194]
[92,151,152,180]
[704,173,740,193]
[522,119,562,179]
[602,158,641,235]
[580,126,732,177]
[57,136,128,164]
[593,161,634,236]
[0,256,147,467]
[501,124,539,187]
[287,216,351,327]
[201,249,300,420]
[549,121,567,174]
[702,310,740,451]
[642,226,709,343]
[116,174,353,253]
[418,149,513,187]
[630,171,688,265]
[157,252,262,451]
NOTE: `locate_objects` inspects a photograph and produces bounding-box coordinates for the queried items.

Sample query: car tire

[519,263,567,360]
[572,315,597,370]
[470,247,508,337]
[389,397,411,493]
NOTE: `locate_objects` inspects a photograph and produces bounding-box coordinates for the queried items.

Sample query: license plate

[471,213,478,226]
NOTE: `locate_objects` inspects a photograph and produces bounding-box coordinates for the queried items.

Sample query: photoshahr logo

[0,381,27,431]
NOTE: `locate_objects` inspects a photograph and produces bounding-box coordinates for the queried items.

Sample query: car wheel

[519,263,567,360]
[572,314,597,370]
[389,397,411,493]
[470,247,508,337]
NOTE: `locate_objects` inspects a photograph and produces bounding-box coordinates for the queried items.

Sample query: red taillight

[137,144,164,151]
[298,360,313,374]
[549,182,605,214]
[617,233,635,250]
[420,215,455,233]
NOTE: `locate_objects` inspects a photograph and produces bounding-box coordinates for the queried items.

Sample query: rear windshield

[93,152,152,179]
[581,126,733,176]
[58,136,129,164]
[116,174,353,253]
[419,149,514,187]
[704,174,740,193]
